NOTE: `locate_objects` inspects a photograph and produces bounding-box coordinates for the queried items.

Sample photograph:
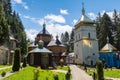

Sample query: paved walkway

[69,65,93,80]
[0,66,13,80]
[106,77,120,80]
[0,72,14,80]
[0,66,12,70]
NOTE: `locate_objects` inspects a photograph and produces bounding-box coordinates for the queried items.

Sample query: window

[79,34,80,39]
[88,33,90,38]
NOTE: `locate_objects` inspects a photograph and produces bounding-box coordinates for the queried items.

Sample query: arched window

[88,33,90,39]
[79,34,80,39]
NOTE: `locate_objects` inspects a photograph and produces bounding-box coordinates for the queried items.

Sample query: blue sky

[11,0,120,41]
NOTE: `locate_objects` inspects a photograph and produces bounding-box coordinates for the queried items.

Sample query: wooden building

[47,35,67,65]
[27,22,67,67]
[34,22,52,47]
[27,40,52,68]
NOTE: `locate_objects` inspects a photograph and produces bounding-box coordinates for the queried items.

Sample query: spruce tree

[12,48,21,72]
[0,4,9,43]
[97,13,113,49]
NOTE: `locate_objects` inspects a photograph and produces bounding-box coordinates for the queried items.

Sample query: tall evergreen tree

[64,31,69,44]
[69,29,74,52]
[0,4,9,43]
[115,13,120,50]
[97,13,113,49]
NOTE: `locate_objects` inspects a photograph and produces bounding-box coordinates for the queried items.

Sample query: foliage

[96,60,104,80]
[1,71,6,77]
[34,67,40,80]
[3,66,67,80]
[0,0,27,56]
[57,66,69,71]
[88,68,120,78]
[0,68,11,74]
[53,72,59,80]
[22,57,27,67]
[95,10,120,50]
[0,4,9,43]
[12,48,21,72]
[61,31,71,53]
[65,66,71,80]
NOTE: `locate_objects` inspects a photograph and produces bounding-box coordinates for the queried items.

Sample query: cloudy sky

[11,0,120,41]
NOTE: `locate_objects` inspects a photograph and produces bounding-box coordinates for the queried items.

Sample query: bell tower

[74,3,99,65]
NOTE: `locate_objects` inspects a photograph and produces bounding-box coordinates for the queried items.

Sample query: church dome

[37,22,51,36]
[75,3,94,29]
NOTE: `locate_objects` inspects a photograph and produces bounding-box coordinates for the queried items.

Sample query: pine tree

[97,13,113,49]
[0,4,9,43]
[69,29,74,52]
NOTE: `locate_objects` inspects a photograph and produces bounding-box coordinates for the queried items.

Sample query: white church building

[74,4,99,65]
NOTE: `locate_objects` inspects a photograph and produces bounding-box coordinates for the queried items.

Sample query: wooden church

[27,21,67,68]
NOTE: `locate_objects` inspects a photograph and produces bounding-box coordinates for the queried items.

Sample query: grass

[3,66,68,80]
[0,65,11,68]
[57,66,69,71]
[87,68,120,78]
[0,68,12,74]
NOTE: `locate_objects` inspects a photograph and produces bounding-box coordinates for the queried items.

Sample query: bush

[53,73,59,80]
[68,66,71,73]
[65,72,71,80]
[96,60,104,80]
[66,67,71,80]
[34,67,40,80]
[12,48,21,72]
[1,71,6,77]
[22,57,27,67]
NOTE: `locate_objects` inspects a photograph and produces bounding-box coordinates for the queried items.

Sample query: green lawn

[57,66,69,71]
[87,68,120,78]
[3,66,68,80]
[0,68,12,74]
[0,65,11,68]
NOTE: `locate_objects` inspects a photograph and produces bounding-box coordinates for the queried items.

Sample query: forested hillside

[0,0,27,55]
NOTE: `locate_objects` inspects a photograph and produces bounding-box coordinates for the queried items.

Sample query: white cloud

[88,12,97,20]
[100,10,115,19]
[73,19,78,25]
[106,11,114,19]
[23,15,36,21]
[46,23,72,39]
[23,14,72,40]
[13,0,29,10]
[44,14,66,23]
[25,29,39,41]
[60,9,69,15]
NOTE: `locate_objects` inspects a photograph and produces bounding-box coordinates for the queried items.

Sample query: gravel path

[69,65,93,80]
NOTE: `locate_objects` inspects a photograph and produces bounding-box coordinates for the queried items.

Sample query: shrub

[12,48,21,72]
[1,71,6,77]
[65,72,71,80]
[68,66,71,73]
[34,67,40,80]
[96,60,104,80]
[53,73,59,80]
[22,57,27,67]
[66,67,71,80]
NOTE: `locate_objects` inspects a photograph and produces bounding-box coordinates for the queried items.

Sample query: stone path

[0,66,12,70]
[0,66,13,80]
[69,65,93,80]
[105,77,120,80]
[0,72,14,80]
